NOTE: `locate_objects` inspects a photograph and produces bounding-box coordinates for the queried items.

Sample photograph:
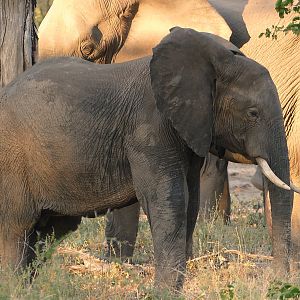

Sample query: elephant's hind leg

[105,200,140,261]
[0,200,38,270]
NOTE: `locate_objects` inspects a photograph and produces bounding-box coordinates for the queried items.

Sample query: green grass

[1,197,299,299]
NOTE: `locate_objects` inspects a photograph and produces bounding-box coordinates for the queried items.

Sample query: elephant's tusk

[256,157,291,191]
[290,182,300,194]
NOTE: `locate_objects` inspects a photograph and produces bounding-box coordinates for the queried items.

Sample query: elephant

[105,0,234,260]
[45,0,298,266]
[0,28,293,288]
[38,0,139,63]
[38,0,234,260]
[115,0,232,62]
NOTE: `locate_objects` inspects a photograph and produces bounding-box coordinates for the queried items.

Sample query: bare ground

[228,162,262,203]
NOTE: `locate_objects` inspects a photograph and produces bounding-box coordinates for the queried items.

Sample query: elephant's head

[38,0,139,63]
[150,27,293,272]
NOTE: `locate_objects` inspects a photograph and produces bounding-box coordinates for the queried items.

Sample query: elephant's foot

[290,247,300,274]
[154,261,185,292]
[104,238,134,263]
[271,256,290,277]
[104,202,139,263]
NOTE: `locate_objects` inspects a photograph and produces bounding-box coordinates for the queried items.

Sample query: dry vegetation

[2,2,298,299]
[1,193,300,299]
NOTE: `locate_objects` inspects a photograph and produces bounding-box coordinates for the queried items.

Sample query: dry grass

[1,196,300,299]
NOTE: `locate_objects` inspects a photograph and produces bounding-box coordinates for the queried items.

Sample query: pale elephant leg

[105,200,140,260]
[251,167,264,190]
[218,170,231,224]
[290,175,300,269]
[199,154,231,223]
[263,178,272,237]
[252,169,272,235]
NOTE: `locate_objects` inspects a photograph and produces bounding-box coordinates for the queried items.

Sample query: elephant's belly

[26,139,136,215]
[42,172,136,216]
[55,185,135,216]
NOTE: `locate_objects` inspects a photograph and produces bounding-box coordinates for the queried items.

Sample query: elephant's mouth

[222,150,254,164]
[213,147,300,193]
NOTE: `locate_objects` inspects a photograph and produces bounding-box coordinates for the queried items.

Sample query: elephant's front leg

[0,227,31,269]
[128,149,189,290]
[186,154,203,259]
[263,173,300,270]
[287,174,300,270]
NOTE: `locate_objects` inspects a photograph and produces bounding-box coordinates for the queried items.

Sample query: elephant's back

[0,56,152,155]
[1,56,151,111]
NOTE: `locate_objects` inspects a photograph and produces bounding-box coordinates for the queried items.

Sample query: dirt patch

[228,163,262,203]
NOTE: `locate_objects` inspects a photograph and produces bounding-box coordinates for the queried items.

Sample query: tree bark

[0,0,37,87]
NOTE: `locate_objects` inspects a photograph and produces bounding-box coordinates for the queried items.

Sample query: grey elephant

[113,0,300,266]
[106,0,235,259]
[0,29,293,288]
[38,0,139,63]
[37,0,234,260]
[198,0,300,266]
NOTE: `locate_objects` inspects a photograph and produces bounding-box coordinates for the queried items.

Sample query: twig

[189,249,273,263]
[57,247,153,273]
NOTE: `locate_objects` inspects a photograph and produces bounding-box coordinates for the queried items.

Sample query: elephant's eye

[120,11,132,19]
[247,108,259,120]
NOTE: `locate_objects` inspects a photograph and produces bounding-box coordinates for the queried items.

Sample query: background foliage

[261,0,300,38]
[35,0,53,26]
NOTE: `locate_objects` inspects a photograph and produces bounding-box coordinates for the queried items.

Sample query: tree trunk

[0,0,37,87]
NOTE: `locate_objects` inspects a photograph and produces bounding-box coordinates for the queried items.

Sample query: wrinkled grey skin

[202,0,300,267]
[105,155,230,261]
[0,29,291,288]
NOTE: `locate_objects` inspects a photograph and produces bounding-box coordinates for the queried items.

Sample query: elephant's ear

[150,27,236,157]
[199,32,244,56]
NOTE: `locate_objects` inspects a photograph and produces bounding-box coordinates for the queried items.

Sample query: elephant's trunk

[267,127,292,273]
[256,158,291,191]
[256,158,300,193]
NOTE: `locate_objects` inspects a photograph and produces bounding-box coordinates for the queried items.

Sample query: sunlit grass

[1,196,300,299]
